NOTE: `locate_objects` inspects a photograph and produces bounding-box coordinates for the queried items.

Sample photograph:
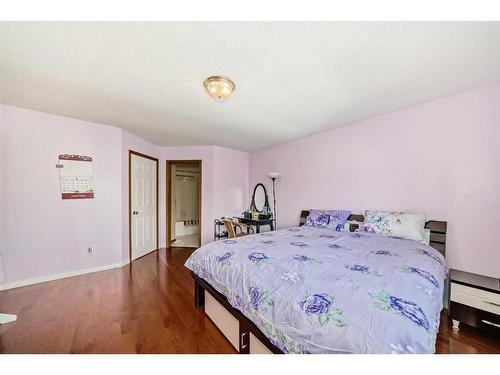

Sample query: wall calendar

[58,154,95,199]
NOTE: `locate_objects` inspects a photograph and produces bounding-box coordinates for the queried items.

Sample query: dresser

[450,269,500,333]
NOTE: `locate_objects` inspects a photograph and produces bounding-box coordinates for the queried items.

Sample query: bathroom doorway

[166,160,201,248]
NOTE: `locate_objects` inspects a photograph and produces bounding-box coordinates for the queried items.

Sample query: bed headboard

[299,210,447,257]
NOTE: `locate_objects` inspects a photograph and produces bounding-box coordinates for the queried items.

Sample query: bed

[185,211,448,354]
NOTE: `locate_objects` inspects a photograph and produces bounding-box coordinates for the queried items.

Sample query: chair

[223,219,254,238]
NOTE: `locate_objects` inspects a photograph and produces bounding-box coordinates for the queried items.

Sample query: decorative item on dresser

[450,269,500,333]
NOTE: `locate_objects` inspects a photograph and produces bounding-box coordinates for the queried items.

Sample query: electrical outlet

[87,246,93,257]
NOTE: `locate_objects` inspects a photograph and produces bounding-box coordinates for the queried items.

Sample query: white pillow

[362,210,427,242]
[385,212,427,242]
[422,228,431,245]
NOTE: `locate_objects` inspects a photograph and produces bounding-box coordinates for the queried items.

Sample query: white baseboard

[0,261,129,291]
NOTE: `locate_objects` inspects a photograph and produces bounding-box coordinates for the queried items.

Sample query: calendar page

[58,154,94,199]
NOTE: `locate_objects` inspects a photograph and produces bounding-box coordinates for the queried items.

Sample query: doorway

[129,151,159,261]
[166,160,201,248]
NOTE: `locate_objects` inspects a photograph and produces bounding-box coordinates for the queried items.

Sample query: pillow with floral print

[360,211,390,234]
[333,222,353,232]
[359,222,380,233]
[305,209,331,228]
[360,210,427,242]
[305,209,351,230]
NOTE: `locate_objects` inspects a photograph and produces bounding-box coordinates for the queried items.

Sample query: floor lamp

[267,172,280,229]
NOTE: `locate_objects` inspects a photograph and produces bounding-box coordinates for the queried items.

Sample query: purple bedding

[185,226,447,354]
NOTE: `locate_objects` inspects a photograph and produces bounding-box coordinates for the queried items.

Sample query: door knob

[132,211,139,215]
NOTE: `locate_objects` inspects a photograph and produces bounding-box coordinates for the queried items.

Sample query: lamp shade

[267,172,280,179]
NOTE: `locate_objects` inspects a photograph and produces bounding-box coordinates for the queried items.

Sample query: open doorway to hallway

[166,160,201,248]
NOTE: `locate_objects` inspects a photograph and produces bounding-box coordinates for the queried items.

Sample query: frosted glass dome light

[204,76,236,101]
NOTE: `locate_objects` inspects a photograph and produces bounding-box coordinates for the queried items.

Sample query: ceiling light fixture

[204,76,235,101]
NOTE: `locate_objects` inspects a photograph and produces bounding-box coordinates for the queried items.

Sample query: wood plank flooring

[0,247,498,354]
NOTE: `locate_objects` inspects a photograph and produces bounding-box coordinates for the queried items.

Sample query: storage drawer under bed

[203,290,277,353]
[204,291,241,351]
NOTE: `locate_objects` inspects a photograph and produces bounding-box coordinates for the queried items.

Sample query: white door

[131,154,157,260]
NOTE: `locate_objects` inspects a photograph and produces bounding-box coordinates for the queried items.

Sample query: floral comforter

[185,226,448,354]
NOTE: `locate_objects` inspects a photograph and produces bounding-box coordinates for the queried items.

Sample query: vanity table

[235,216,274,234]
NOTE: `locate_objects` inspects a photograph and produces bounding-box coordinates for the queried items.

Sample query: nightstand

[450,269,500,333]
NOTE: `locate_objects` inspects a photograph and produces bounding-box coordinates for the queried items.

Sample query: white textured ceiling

[1,22,500,151]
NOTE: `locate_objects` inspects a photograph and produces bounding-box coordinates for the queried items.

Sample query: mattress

[185,225,447,354]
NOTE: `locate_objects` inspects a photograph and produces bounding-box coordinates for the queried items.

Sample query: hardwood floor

[0,248,236,354]
[0,247,498,354]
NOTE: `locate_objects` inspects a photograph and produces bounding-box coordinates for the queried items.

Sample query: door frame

[128,150,159,262]
[166,160,202,248]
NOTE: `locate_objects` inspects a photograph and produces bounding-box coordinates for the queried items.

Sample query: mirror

[250,183,270,212]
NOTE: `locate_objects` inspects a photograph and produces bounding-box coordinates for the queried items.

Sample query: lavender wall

[250,83,500,278]
[0,107,250,287]
[214,146,250,218]
[0,105,124,285]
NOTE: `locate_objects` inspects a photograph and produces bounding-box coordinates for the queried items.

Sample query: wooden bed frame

[191,210,448,354]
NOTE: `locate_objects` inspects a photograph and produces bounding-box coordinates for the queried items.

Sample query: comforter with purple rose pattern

[185,226,447,354]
